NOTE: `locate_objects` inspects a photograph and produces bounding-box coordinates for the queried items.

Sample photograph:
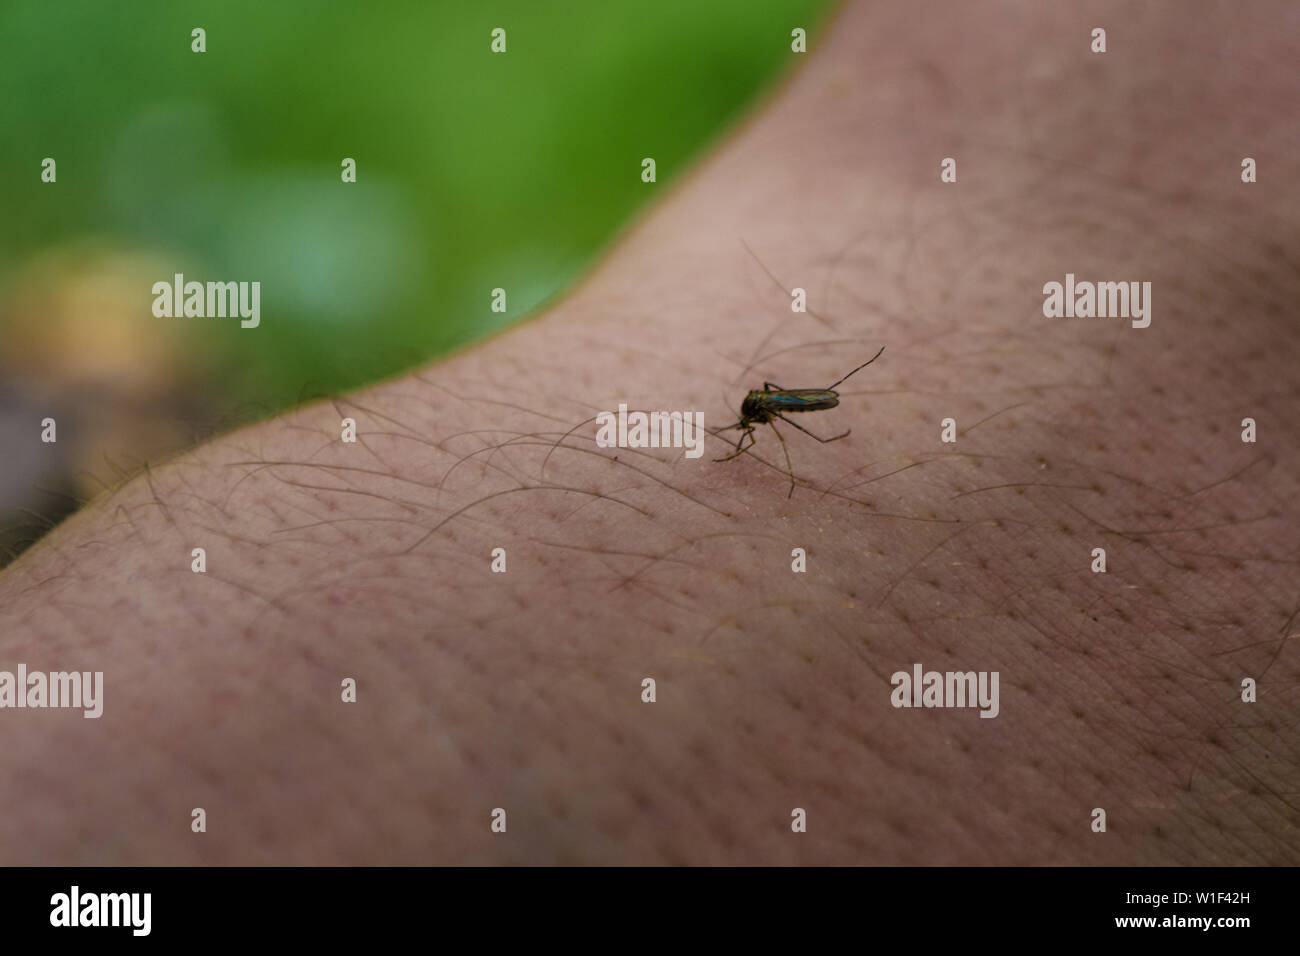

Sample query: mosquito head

[740,391,771,424]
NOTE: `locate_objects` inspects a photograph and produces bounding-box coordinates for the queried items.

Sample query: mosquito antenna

[825,345,885,390]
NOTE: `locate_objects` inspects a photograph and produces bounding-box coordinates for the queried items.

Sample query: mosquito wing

[761,389,840,412]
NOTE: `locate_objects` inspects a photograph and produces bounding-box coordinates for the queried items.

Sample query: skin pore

[1,0,1297,864]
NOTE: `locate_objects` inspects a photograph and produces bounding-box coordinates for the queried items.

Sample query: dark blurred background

[0,0,831,563]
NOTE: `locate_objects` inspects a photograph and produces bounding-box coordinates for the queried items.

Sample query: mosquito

[715,346,885,496]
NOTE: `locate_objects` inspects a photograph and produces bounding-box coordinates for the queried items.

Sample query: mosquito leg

[706,421,740,438]
[762,382,787,392]
[761,421,800,497]
[713,426,755,462]
[773,412,850,443]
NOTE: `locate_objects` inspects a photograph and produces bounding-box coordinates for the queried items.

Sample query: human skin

[1,0,1297,865]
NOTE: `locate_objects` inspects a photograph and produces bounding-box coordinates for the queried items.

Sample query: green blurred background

[0,0,832,560]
